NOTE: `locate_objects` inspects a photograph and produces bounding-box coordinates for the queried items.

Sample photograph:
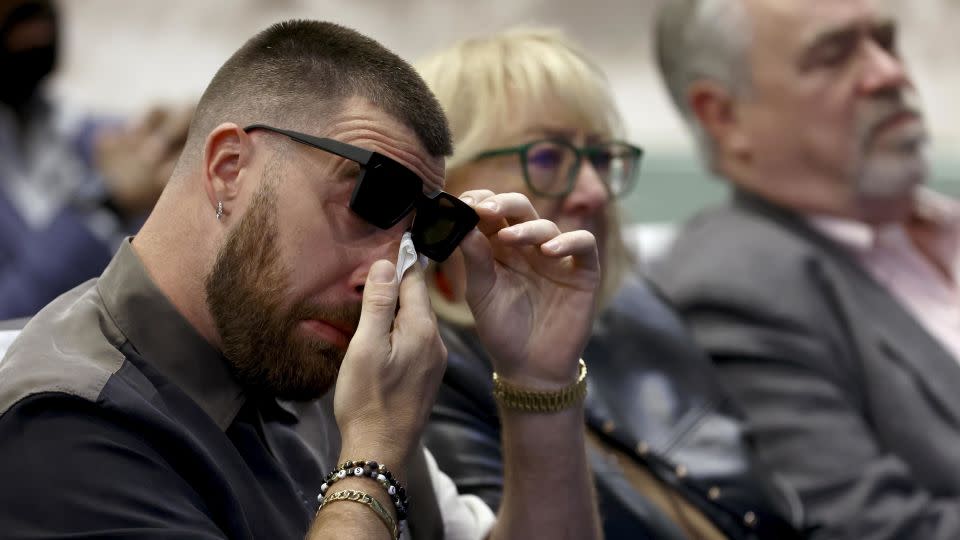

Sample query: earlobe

[202,123,251,221]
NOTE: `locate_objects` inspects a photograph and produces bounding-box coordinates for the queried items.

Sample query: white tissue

[396,231,419,282]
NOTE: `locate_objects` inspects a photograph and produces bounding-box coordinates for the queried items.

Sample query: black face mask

[0,44,56,108]
[0,0,58,109]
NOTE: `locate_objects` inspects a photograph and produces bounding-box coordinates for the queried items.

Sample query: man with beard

[0,0,191,319]
[0,20,602,540]
[651,1,960,539]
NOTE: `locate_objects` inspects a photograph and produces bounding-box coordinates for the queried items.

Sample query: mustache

[858,92,927,148]
[287,301,362,335]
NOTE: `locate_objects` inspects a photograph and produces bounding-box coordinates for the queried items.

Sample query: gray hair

[655,0,753,169]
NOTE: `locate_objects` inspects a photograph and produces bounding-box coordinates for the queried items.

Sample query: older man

[652,1,959,539]
[0,20,602,539]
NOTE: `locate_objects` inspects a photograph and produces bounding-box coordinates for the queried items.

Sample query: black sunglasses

[244,124,478,262]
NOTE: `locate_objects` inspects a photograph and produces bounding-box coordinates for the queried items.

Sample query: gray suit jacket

[651,190,960,540]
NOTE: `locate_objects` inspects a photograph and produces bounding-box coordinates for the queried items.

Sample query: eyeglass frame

[473,138,644,199]
[242,123,479,262]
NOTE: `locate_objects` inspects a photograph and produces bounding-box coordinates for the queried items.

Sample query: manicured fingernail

[544,239,561,252]
[460,195,474,205]
[479,201,498,211]
[369,260,396,284]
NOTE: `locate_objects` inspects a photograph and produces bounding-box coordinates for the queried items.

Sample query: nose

[859,40,911,96]
[562,159,610,217]
[350,223,407,296]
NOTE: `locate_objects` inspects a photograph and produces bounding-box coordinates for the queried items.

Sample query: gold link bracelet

[319,489,399,540]
[492,359,588,412]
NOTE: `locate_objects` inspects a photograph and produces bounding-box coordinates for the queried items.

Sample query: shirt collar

[97,239,248,430]
[808,189,960,267]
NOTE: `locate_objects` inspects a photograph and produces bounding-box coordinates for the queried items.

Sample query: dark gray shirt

[0,241,380,538]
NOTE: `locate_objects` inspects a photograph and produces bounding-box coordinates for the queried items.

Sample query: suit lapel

[733,191,960,427]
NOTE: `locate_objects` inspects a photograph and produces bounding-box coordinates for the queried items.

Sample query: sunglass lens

[413,195,479,261]
[350,161,420,228]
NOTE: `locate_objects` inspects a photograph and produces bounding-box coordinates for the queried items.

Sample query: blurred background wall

[50,0,960,223]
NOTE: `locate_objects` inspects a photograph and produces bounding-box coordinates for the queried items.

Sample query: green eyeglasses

[473,139,644,199]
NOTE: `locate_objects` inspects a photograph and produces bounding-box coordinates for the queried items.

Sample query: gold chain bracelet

[492,359,588,412]
[319,489,399,540]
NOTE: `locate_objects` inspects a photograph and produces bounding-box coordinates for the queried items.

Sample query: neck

[132,182,223,348]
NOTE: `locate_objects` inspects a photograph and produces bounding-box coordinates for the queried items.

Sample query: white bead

[337,470,347,479]
[377,474,387,483]
[353,467,364,476]
[320,483,328,492]
[388,485,397,496]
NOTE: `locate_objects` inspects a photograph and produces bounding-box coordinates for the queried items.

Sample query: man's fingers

[395,258,436,332]
[540,230,601,272]
[353,259,399,346]
[474,192,540,226]
[459,190,504,237]
[458,228,498,314]
[497,219,562,246]
[457,189,496,206]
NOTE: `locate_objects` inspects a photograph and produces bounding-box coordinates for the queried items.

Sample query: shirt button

[708,486,721,500]
[601,420,616,434]
[635,441,650,456]
[675,464,688,478]
[744,511,757,527]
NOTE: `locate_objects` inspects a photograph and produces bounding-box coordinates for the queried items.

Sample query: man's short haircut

[180,19,452,168]
[655,0,752,169]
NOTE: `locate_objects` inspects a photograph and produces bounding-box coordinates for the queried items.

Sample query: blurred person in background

[652,1,960,538]
[0,0,190,319]
[417,28,806,540]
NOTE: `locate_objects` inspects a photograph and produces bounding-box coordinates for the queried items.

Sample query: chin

[855,149,927,220]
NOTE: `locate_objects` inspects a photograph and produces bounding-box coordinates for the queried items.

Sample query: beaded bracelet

[318,460,409,522]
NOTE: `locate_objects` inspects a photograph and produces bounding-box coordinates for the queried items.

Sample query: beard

[852,92,929,205]
[204,181,361,401]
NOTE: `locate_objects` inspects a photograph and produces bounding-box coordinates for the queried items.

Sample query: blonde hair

[417,27,635,322]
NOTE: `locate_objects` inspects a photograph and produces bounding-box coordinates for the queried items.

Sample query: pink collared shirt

[809,190,960,363]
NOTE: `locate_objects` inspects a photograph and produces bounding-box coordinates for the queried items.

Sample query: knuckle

[363,288,397,311]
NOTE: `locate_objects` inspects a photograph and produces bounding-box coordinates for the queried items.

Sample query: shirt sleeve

[423,447,496,540]
[0,394,229,539]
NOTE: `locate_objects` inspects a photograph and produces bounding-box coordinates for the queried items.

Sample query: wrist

[490,353,583,390]
[337,446,408,485]
[493,359,588,413]
[321,458,409,526]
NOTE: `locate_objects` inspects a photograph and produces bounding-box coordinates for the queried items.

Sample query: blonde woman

[418,29,806,540]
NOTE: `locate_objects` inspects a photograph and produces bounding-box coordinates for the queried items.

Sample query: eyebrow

[799,17,897,67]
[521,126,578,140]
[518,126,610,145]
[801,22,859,60]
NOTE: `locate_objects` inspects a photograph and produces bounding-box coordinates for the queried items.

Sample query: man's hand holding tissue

[456,189,602,540]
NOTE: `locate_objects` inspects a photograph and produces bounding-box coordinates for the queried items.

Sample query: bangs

[496,38,621,141]
[420,28,623,170]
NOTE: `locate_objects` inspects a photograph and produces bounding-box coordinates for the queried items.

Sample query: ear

[201,123,253,222]
[687,80,752,159]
